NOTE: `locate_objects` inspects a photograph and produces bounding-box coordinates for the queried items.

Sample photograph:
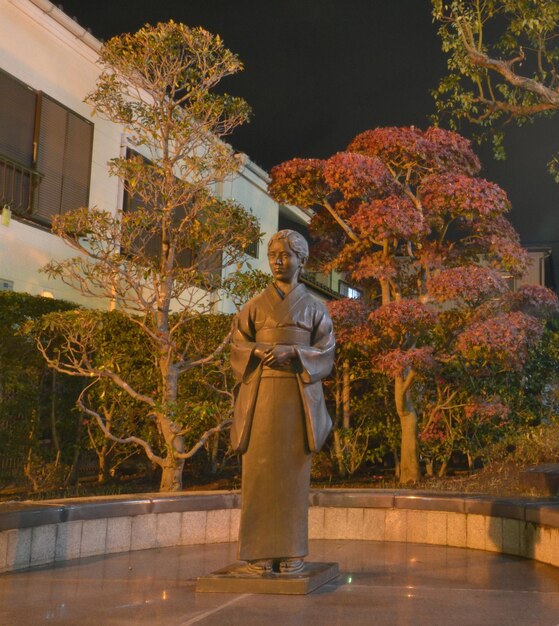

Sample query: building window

[122,148,193,267]
[0,278,14,292]
[245,239,259,258]
[122,148,221,285]
[339,280,361,299]
[0,69,93,227]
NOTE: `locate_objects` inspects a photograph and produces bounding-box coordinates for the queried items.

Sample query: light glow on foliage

[508,285,559,318]
[268,158,325,209]
[323,152,396,199]
[456,312,544,369]
[349,195,428,241]
[375,346,437,377]
[419,173,510,219]
[326,298,372,346]
[426,266,508,306]
[348,126,481,176]
[368,299,436,345]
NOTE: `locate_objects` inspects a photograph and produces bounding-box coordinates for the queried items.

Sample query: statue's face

[267,239,304,283]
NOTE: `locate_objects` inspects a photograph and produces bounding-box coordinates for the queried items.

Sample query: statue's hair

[267,229,309,260]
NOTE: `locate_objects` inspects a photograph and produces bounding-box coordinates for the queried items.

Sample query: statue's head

[267,230,308,283]
[267,230,309,262]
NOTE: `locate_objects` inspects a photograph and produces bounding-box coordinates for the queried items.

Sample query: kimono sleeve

[230,300,262,384]
[295,302,335,384]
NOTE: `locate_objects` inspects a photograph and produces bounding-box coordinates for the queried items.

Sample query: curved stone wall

[1,489,558,573]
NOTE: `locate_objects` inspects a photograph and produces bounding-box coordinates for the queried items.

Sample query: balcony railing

[0,154,42,216]
[301,272,341,299]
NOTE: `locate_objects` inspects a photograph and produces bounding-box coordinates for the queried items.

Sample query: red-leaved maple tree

[269,126,557,483]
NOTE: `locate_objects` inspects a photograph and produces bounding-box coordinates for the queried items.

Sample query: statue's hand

[253,345,272,361]
[262,344,296,367]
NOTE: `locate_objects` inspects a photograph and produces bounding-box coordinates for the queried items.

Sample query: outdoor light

[1,205,11,227]
[41,290,54,298]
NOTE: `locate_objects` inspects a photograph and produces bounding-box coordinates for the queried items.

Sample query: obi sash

[255,327,311,346]
[256,327,310,377]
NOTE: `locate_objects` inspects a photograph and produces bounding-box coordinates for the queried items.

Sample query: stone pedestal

[196,561,339,595]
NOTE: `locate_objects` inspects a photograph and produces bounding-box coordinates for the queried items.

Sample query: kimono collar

[262,282,307,325]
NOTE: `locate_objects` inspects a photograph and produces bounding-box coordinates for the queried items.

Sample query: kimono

[231,282,335,562]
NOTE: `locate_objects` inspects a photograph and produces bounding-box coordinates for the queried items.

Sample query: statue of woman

[230,229,335,575]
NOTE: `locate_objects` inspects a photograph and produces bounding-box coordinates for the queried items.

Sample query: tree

[269,125,539,483]
[418,280,557,475]
[35,22,260,491]
[432,0,559,176]
[325,297,395,478]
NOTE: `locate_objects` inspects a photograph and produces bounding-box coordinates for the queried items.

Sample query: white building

[0,0,346,314]
[6,0,543,309]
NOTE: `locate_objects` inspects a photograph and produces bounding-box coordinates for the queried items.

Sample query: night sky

[58,0,559,277]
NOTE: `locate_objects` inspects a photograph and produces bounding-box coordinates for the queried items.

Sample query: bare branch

[402,369,416,396]
[457,17,559,106]
[177,327,233,372]
[78,386,164,467]
[323,198,359,243]
[174,419,232,459]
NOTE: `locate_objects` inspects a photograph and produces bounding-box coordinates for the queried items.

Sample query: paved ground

[1,540,559,625]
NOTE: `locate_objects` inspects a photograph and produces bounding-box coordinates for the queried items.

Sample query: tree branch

[174,419,232,459]
[323,199,359,243]
[402,368,416,396]
[462,37,559,106]
[78,386,164,467]
[177,327,233,372]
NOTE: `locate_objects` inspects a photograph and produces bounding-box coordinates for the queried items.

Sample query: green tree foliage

[0,292,82,491]
[37,21,260,491]
[419,307,559,477]
[325,298,394,478]
[433,0,559,175]
[32,309,236,487]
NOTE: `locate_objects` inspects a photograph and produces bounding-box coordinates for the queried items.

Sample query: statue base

[196,561,339,595]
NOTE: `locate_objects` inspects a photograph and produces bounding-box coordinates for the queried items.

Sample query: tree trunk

[65,411,84,488]
[50,370,60,454]
[97,425,112,483]
[332,428,346,478]
[424,458,434,477]
[380,278,391,305]
[394,376,421,484]
[393,446,400,480]
[209,431,220,475]
[97,442,110,484]
[157,416,186,491]
[342,359,351,429]
[331,361,352,479]
[157,362,187,491]
[160,457,185,492]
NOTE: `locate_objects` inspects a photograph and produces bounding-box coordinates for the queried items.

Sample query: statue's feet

[242,559,272,575]
[277,558,305,574]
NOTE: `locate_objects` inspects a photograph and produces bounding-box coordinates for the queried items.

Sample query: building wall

[0,0,115,303]
[217,159,280,314]
[0,0,309,311]
[517,249,555,291]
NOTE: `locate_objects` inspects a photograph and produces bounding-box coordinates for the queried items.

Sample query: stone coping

[0,491,241,531]
[1,488,558,532]
[2,489,559,574]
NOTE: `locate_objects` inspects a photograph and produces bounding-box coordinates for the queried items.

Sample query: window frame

[0,68,94,229]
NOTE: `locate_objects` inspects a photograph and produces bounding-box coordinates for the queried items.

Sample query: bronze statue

[231,229,335,575]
